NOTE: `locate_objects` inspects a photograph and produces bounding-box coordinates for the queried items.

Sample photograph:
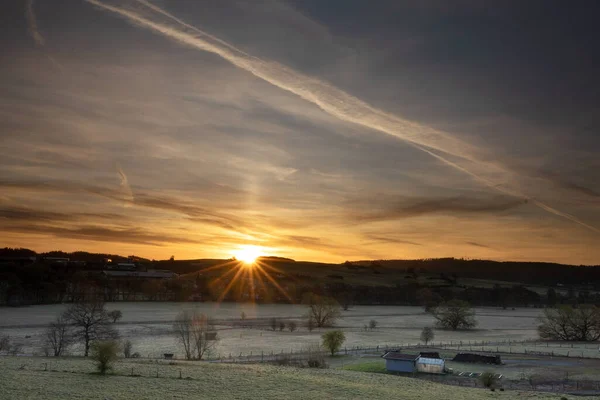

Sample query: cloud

[466,241,492,249]
[350,196,527,222]
[1,223,198,246]
[362,235,422,246]
[116,163,134,205]
[0,179,241,232]
[25,0,45,46]
[83,0,599,234]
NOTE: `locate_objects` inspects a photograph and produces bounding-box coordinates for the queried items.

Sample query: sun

[233,245,262,265]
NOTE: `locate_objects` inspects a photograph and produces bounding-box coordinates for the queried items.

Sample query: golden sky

[1,0,599,264]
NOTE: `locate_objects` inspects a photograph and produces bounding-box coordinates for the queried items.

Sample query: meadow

[0,303,545,358]
[0,355,583,400]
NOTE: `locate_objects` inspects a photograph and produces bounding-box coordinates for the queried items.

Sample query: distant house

[381,352,419,373]
[416,357,445,374]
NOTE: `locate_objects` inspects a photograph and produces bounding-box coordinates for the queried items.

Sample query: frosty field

[0,303,545,358]
[0,356,581,400]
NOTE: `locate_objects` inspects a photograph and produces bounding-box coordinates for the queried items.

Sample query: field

[0,355,584,400]
[0,303,546,358]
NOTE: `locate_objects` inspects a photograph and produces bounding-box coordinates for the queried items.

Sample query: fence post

[262,351,264,362]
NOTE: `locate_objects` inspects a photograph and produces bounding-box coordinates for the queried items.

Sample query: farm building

[381,352,419,373]
[416,357,445,374]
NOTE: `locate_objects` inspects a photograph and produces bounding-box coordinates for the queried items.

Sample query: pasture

[0,355,581,400]
[0,303,545,358]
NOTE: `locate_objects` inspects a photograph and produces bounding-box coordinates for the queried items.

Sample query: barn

[381,352,419,373]
[416,357,445,374]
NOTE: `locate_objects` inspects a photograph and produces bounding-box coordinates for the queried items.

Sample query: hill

[0,356,570,400]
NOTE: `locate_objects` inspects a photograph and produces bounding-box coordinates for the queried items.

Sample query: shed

[416,357,445,374]
[381,352,419,373]
[452,353,502,365]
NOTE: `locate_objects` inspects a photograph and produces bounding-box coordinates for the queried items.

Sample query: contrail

[25,0,63,71]
[116,163,134,206]
[85,0,599,233]
[25,0,45,46]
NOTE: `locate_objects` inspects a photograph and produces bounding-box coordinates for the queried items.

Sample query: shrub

[288,321,297,332]
[306,344,327,368]
[123,340,133,358]
[270,318,277,331]
[0,334,10,353]
[131,352,141,358]
[420,327,435,345]
[480,371,498,389]
[108,310,123,324]
[90,340,120,374]
[279,321,286,331]
[369,319,378,330]
[322,330,346,356]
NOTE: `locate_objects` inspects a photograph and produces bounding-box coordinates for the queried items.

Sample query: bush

[279,321,286,331]
[306,344,327,368]
[131,352,141,358]
[480,371,498,389]
[108,310,123,323]
[322,330,346,356]
[288,321,297,332]
[123,340,133,358]
[270,318,277,331]
[90,340,120,374]
[0,334,10,353]
[369,319,378,330]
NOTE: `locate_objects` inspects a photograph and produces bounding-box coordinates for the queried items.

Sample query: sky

[0,0,599,264]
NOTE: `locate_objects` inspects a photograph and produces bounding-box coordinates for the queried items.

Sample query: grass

[341,360,388,374]
[0,355,577,400]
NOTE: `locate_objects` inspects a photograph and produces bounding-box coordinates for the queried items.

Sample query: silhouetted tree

[303,293,341,328]
[43,315,72,356]
[173,310,218,360]
[420,326,434,345]
[431,300,477,330]
[538,305,600,341]
[107,310,122,323]
[63,301,118,356]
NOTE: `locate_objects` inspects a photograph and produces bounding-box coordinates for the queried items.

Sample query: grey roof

[382,352,419,361]
[417,357,445,366]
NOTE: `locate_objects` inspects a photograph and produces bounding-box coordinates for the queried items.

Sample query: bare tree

[270,317,278,331]
[44,315,72,356]
[431,300,477,330]
[63,301,118,356]
[303,293,341,328]
[107,310,122,323]
[279,321,286,331]
[538,305,600,341]
[173,310,218,360]
[420,326,434,345]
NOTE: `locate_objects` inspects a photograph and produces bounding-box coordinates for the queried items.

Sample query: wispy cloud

[349,196,527,222]
[84,0,599,234]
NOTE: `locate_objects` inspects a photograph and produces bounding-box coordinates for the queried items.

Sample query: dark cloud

[466,241,492,249]
[0,179,243,231]
[350,196,528,222]
[362,235,422,246]
[1,223,198,246]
